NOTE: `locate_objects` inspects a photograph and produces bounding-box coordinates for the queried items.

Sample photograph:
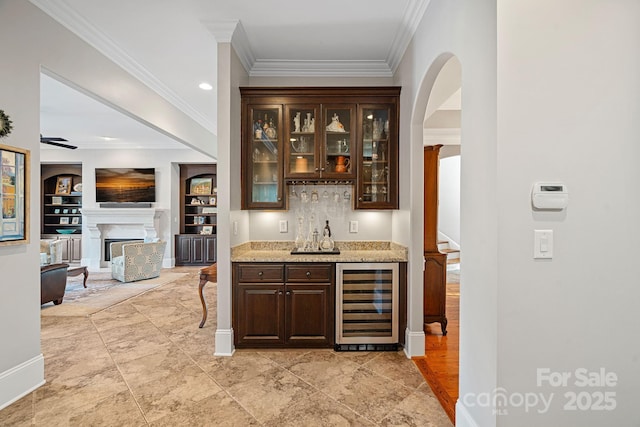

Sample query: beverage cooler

[335,263,399,351]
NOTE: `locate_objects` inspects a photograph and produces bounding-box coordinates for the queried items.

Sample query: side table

[67,265,89,288]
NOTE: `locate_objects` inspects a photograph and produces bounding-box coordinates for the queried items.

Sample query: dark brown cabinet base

[233,263,334,348]
[175,234,217,266]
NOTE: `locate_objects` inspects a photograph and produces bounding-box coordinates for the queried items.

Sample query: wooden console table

[198,263,217,328]
[67,265,89,288]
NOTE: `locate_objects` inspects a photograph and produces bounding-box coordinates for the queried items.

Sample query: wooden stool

[198,263,217,328]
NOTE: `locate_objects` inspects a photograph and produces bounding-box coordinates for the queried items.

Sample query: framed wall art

[189,177,212,195]
[55,176,73,195]
[0,144,29,245]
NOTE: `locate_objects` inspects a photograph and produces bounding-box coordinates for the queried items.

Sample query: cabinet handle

[306,271,311,278]
[315,167,319,172]
[258,271,263,277]
[286,291,291,295]
[358,197,363,201]
[279,291,283,295]
[320,167,325,171]
[277,197,282,201]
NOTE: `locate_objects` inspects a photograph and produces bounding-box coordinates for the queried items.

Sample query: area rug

[40,271,187,317]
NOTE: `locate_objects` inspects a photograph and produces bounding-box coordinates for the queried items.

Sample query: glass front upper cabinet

[322,105,356,180]
[284,104,355,181]
[357,105,397,209]
[245,105,284,209]
[285,105,318,179]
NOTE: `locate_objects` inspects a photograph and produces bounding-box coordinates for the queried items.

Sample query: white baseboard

[455,400,480,427]
[404,328,426,358]
[214,328,235,356]
[0,354,45,411]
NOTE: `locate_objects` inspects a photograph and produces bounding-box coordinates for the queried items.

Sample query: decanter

[319,220,335,251]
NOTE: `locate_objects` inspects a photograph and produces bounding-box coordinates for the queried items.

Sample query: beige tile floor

[1,267,452,426]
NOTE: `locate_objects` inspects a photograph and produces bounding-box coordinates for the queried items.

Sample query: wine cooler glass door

[336,263,399,345]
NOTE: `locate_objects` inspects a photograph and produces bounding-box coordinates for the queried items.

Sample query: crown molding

[29,0,217,134]
[30,0,428,94]
[249,60,393,77]
[205,21,391,77]
[387,0,431,73]
[204,20,255,75]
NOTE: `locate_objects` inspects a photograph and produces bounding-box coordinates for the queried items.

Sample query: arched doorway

[411,54,461,424]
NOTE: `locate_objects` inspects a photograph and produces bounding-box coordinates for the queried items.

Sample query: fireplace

[103,238,143,261]
[82,208,166,270]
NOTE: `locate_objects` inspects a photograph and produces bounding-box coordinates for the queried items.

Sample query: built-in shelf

[176,163,217,266]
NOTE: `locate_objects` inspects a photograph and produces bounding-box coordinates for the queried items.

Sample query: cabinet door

[243,105,284,209]
[355,104,398,209]
[59,237,71,263]
[284,104,319,180]
[175,235,193,265]
[69,236,82,263]
[285,263,334,347]
[322,104,356,180]
[235,283,285,346]
[204,235,217,264]
[190,235,206,264]
[423,253,448,335]
[285,283,334,347]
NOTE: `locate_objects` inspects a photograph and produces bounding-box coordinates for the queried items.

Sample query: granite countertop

[231,241,408,263]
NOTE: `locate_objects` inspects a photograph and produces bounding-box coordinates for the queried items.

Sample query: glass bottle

[320,220,334,251]
[295,217,305,249]
[308,227,319,251]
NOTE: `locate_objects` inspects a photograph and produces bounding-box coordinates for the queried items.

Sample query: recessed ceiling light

[101,136,116,141]
[199,82,213,91]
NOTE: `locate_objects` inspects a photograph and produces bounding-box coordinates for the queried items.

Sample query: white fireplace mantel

[82,208,167,270]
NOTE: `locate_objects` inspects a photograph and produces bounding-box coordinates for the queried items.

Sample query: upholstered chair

[110,240,167,282]
[40,239,64,265]
[41,263,69,305]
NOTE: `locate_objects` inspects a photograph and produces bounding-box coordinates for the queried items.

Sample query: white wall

[495,0,640,424]
[0,0,214,409]
[0,11,44,410]
[394,0,498,425]
[438,155,460,247]
[396,0,640,425]
[216,42,249,356]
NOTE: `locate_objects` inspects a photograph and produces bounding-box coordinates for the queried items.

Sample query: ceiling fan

[40,135,77,150]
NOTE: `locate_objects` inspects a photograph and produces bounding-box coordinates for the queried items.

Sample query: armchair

[40,239,64,265]
[41,263,69,305]
[110,240,167,282]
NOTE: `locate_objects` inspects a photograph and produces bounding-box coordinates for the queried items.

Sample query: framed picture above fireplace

[95,168,156,204]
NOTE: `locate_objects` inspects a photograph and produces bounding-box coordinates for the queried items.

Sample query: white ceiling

[40,73,188,150]
[33,0,430,151]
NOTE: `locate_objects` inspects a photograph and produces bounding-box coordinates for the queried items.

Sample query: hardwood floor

[413,265,459,424]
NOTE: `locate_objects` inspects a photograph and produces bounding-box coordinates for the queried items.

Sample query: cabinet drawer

[286,264,333,282]
[237,264,284,282]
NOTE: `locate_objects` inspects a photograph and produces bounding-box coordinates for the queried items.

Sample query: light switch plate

[279,220,288,233]
[349,220,359,233]
[534,229,553,259]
